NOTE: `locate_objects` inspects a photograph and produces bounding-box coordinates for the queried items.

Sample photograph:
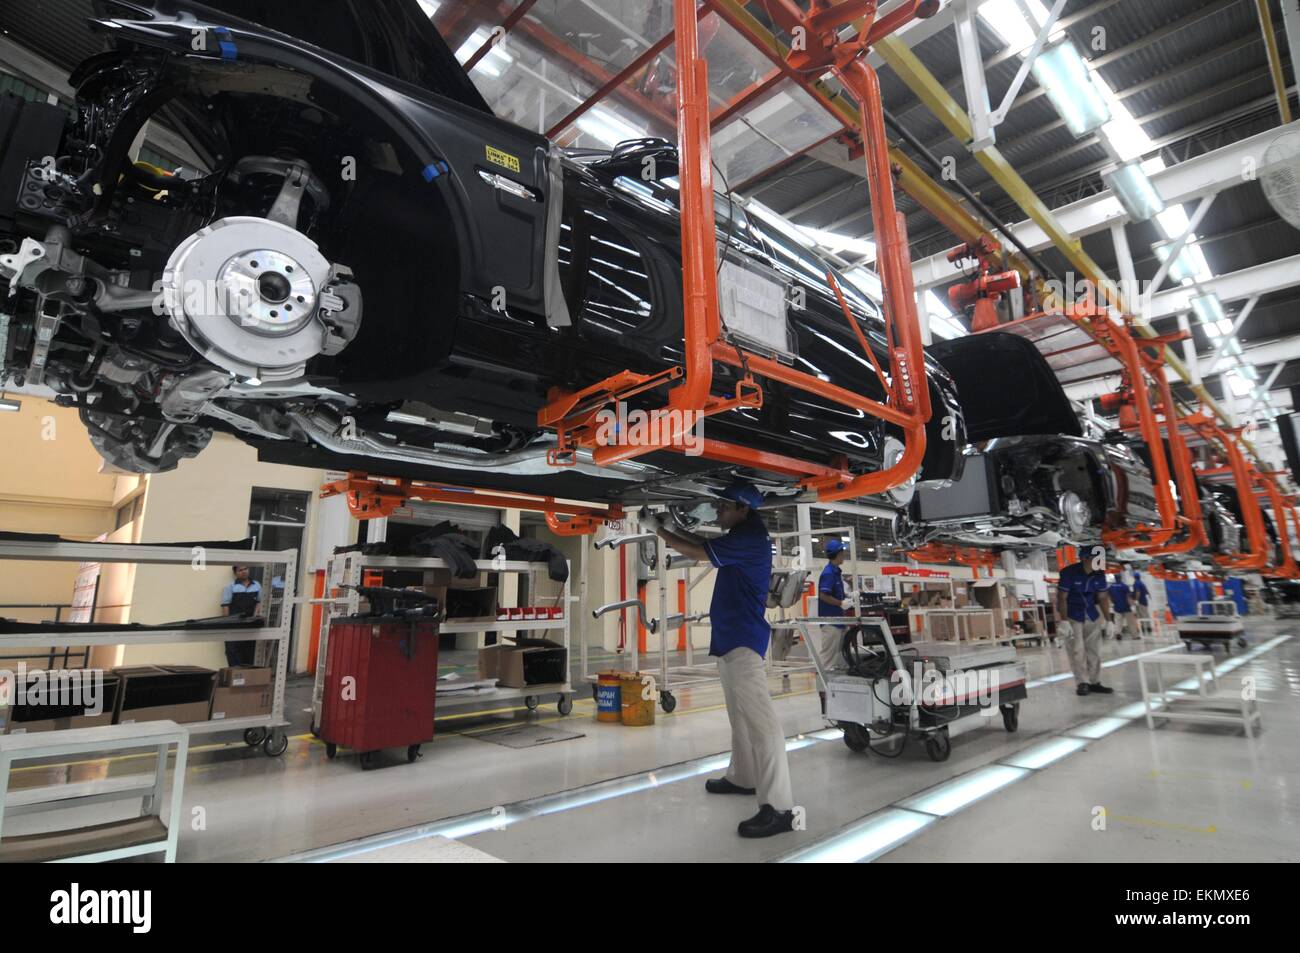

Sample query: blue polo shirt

[1132,575,1150,606]
[1058,562,1107,622]
[818,562,845,618]
[705,512,773,657]
[1109,581,1132,614]
[221,579,262,604]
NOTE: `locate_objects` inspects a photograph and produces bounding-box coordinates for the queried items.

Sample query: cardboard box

[972,582,1009,610]
[1,672,120,734]
[210,685,273,720]
[423,568,482,590]
[928,614,966,642]
[114,665,215,725]
[116,701,212,725]
[497,638,567,688]
[3,711,114,734]
[219,666,273,688]
[966,613,998,641]
[478,643,508,679]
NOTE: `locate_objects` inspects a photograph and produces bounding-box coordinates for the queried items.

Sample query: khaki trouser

[768,628,794,662]
[717,647,794,810]
[811,622,845,692]
[1137,603,1152,621]
[1117,610,1139,639]
[1065,618,1103,685]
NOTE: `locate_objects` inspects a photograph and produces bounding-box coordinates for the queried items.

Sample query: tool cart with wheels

[798,618,1027,762]
[318,586,441,769]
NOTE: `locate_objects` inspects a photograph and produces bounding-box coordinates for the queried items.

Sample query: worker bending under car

[1109,572,1138,640]
[1056,545,1115,697]
[647,481,795,839]
[813,539,854,714]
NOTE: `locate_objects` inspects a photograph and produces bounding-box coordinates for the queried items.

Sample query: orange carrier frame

[537,0,940,506]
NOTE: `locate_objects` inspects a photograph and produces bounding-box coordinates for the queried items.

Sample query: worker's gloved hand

[841,597,855,610]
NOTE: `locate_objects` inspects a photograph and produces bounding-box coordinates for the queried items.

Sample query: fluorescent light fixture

[1153,242,1204,284]
[999,736,1087,770]
[897,764,1030,816]
[1190,294,1226,326]
[0,396,20,413]
[785,808,936,863]
[1068,716,1129,739]
[1031,41,1111,138]
[1227,373,1254,397]
[1093,73,1155,162]
[1103,162,1165,222]
[1156,204,1192,239]
[977,0,1057,56]
[1205,318,1234,339]
[416,0,441,17]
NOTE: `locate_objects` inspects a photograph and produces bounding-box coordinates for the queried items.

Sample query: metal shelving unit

[0,539,296,755]
[310,551,573,727]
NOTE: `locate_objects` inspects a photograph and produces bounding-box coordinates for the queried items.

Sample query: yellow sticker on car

[485,145,521,173]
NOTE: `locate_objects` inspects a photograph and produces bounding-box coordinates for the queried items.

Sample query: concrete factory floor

[6,623,1297,863]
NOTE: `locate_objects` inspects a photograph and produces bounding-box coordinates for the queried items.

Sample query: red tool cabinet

[320,619,439,768]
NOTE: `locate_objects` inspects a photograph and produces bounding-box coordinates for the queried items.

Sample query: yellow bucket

[620,672,656,726]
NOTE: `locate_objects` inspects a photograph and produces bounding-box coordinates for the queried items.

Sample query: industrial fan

[1261,130,1300,230]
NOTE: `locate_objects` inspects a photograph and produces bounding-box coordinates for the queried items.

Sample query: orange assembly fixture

[319,471,622,535]
[1181,413,1271,571]
[539,0,937,503]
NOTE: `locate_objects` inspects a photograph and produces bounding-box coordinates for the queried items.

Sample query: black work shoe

[706,777,756,795]
[738,804,794,838]
[1089,683,1115,694]
[1076,683,1091,696]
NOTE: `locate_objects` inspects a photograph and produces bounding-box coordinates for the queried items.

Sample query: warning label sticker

[485,145,521,173]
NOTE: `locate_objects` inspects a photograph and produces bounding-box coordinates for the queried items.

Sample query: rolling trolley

[1176,599,1249,653]
[793,616,1027,762]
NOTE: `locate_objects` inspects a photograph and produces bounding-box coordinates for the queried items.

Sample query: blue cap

[825,539,846,556]
[714,479,764,510]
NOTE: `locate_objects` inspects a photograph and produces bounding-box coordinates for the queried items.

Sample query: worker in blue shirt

[1055,545,1114,696]
[1109,572,1138,640]
[221,564,263,667]
[813,538,854,714]
[648,480,794,839]
[1132,570,1151,623]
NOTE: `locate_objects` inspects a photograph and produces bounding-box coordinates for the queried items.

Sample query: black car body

[900,332,1162,551]
[0,0,964,509]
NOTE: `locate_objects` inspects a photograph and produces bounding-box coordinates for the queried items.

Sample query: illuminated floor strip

[275,639,1281,863]
[779,634,1291,863]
